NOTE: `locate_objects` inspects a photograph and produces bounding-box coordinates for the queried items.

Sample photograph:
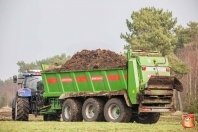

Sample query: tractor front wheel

[12,99,15,120]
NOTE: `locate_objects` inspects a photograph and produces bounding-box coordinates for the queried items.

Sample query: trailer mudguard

[17,88,32,97]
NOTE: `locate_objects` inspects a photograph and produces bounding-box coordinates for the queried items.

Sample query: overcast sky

[0,0,198,80]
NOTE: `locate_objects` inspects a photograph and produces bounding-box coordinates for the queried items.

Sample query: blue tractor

[12,70,43,121]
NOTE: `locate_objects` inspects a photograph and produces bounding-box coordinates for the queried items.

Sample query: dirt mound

[49,49,127,71]
[0,107,12,121]
[0,106,11,112]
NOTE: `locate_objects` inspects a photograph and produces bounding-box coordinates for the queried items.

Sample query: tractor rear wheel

[134,112,160,124]
[104,98,131,122]
[82,98,105,122]
[15,97,29,121]
[62,98,83,122]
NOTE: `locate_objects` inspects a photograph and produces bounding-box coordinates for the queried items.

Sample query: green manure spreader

[12,50,183,124]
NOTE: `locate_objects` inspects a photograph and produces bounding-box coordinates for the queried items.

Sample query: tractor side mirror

[13,75,17,83]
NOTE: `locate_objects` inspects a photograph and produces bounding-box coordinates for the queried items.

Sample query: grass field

[0,113,197,132]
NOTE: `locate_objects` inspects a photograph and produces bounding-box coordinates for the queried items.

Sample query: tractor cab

[13,70,42,93]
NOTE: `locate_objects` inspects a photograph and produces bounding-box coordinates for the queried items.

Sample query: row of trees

[121,7,198,113]
[17,53,71,72]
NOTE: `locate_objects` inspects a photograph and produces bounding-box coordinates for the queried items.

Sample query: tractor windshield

[24,76,42,91]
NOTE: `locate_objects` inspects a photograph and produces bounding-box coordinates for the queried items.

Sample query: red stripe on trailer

[62,77,72,82]
[76,76,87,82]
[91,76,103,81]
[47,78,58,84]
[108,75,120,80]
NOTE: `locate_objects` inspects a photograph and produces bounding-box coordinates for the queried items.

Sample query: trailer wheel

[15,97,29,121]
[104,98,131,122]
[134,112,160,124]
[43,114,60,121]
[62,99,83,122]
[82,98,105,122]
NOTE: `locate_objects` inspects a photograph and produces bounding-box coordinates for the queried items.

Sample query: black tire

[82,98,105,122]
[15,97,29,121]
[62,98,83,122]
[12,107,15,120]
[43,114,60,121]
[134,112,160,124]
[104,98,132,122]
[12,99,15,120]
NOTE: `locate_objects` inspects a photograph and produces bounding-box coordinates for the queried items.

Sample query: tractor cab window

[25,76,42,91]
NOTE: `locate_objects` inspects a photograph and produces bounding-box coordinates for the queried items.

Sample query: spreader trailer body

[39,51,183,124]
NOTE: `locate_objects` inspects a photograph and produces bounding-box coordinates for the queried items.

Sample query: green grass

[0,121,184,132]
[0,114,197,132]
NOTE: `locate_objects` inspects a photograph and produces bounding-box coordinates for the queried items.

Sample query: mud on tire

[82,98,105,122]
[15,97,29,121]
[104,98,131,122]
[62,98,83,122]
[134,112,160,124]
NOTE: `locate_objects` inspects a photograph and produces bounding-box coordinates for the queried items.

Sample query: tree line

[0,7,198,113]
